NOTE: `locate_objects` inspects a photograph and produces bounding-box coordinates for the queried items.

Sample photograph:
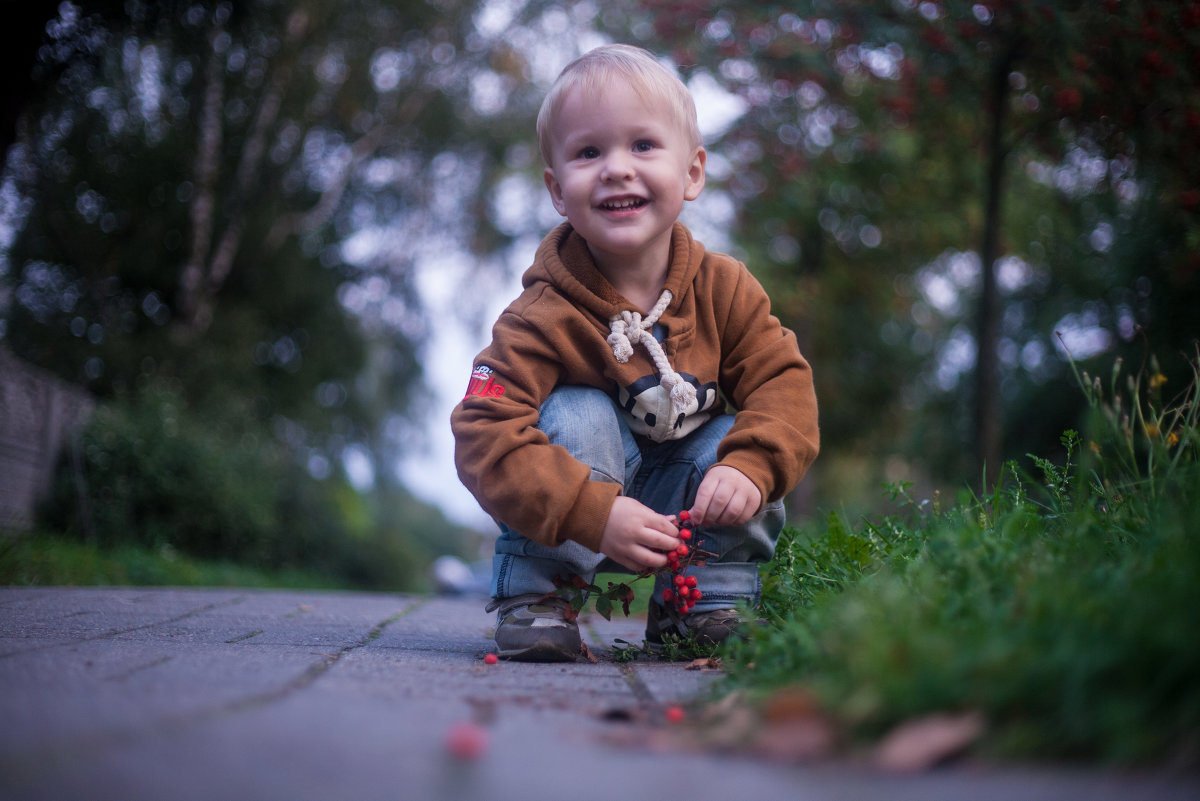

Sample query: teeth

[601,198,644,210]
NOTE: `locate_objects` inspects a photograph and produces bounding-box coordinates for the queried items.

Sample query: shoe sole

[496,642,579,662]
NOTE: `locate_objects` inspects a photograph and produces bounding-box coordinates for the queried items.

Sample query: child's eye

[633,140,655,153]
[578,146,600,159]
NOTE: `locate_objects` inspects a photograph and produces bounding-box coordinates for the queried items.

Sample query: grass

[0,531,343,590]
[720,349,1200,765]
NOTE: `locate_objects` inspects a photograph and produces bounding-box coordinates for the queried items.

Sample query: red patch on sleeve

[464,364,505,400]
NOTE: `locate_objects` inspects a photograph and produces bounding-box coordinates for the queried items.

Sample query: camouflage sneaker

[486,593,581,662]
[645,601,743,650]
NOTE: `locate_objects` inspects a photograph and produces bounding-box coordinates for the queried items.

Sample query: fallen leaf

[579,641,598,663]
[761,685,821,723]
[873,711,986,773]
[685,656,721,671]
[751,718,837,762]
[693,691,759,748]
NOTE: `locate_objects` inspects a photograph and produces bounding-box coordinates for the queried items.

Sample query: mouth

[597,196,647,212]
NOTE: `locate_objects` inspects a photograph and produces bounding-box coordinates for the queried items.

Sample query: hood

[523,221,707,320]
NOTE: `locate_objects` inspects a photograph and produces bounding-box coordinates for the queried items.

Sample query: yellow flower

[1149,373,1168,391]
[1167,431,1180,447]
[1089,440,1102,455]
[1144,423,1160,439]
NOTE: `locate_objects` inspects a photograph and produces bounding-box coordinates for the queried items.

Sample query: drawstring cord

[607,289,697,416]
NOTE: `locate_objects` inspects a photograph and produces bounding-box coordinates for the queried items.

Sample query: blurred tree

[614,0,1199,492]
[0,0,579,576]
[0,1,88,161]
[2,0,550,478]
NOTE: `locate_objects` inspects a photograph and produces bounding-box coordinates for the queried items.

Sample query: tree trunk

[973,43,1017,486]
[175,16,226,335]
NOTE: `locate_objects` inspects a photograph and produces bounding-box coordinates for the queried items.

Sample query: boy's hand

[599,496,681,573]
[689,465,761,527]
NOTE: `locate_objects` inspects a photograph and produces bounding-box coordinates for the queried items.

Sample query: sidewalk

[1,586,1195,801]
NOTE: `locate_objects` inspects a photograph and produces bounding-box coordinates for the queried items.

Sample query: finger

[642,528,682,553]
[706,484,734,524]
[722,496,750,526]
[650,514,681,537]
[689,481,716,524]
[629,545,668,571]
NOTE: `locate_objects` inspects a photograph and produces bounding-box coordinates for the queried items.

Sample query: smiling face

[542,79,706,282]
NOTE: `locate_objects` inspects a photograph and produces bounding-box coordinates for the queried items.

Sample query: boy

[451,44,819,661]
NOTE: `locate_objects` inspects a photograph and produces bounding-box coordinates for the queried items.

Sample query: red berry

[691,590,702,601]
[662,588,674,602]
[483,653,499,665]
[665,705,685,723]
[678,586,690,598]
[678,510,690,522]
[679,529,692,541]
[676,544,689,557]
[674,574,686,586]
[445,721,488,760]
[685,576,697,587]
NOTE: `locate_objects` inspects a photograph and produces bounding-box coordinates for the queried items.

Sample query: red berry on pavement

[665,705,686,723]
[483,653,498,665]
[445,721,488,760]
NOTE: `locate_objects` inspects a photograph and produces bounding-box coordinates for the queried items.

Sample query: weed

[721,348,1200,764]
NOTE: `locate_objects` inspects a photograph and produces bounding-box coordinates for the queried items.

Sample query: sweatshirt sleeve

[713,266,820,505]
[450,308,619,553]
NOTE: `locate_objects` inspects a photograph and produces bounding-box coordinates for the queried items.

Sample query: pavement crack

[105,655,173,682]
[221,599,424,713]
[580,617,659,707]
[0,594,248,660]
[0,597,429,786]
[618,663,657,708]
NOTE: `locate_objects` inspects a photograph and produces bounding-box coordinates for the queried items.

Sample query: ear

[544,167,568,216]
[683,147,706,201]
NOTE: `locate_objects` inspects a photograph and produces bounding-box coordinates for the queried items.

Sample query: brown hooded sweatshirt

[451,221,819,553]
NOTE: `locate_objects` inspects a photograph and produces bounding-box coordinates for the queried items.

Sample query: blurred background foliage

[1,0,1196,587]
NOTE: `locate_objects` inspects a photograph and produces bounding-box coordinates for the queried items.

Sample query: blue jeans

[491,386,784,611]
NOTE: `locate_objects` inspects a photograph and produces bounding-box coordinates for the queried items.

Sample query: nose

[600,151,634,182]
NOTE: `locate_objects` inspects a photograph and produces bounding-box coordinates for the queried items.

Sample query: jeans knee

[537,386,626,483]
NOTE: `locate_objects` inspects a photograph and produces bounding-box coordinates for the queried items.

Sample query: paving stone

[1,587,1196,801]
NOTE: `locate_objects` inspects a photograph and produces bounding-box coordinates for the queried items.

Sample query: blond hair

[536,44,702,167]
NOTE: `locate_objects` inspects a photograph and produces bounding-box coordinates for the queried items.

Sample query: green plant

[611,632,720,663]
[36,380,468,591]
[0,531,338,589]
[720,349,1200,764]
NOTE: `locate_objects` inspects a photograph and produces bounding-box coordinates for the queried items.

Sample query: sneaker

[645,602,743,650]
[486,593,581,662]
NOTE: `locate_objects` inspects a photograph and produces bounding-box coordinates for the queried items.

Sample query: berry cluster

[660,510,702,614]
